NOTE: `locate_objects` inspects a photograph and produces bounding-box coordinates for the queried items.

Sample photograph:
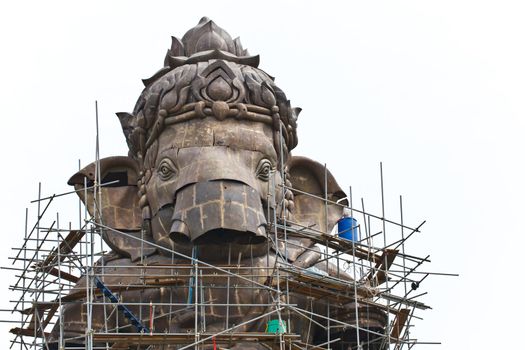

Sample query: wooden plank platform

[390,308,411,341]
[366,249,398,286]
[9,327,50,338]
[94,332,300,345]
[281,225,384,264]
[278,266,377,299]
[39,230,85,267]
[45,266,79,283]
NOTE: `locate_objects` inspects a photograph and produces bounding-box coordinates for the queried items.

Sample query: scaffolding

[1,107,453,350]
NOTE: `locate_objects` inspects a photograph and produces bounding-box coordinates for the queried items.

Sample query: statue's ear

[287,156,348,234]
[68,156,156,261]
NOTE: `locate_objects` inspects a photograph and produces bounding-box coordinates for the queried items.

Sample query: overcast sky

[1,1,524,349]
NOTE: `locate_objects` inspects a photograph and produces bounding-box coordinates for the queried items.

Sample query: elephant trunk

[170,180,268,245]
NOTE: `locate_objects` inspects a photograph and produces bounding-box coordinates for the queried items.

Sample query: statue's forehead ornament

[117,17,300,167]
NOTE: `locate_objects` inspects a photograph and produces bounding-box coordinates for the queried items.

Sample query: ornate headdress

[117,17,300,169]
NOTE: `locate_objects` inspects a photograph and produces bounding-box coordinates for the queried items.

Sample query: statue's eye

[157,159,176,180]
[256,159,273,181]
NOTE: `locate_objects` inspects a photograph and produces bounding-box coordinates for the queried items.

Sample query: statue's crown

[118,18,300,167]
[171,17,255,63]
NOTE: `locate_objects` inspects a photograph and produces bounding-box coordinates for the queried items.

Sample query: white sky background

[0,0,524,348]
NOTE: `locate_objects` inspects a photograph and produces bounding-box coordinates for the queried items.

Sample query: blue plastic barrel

[337,217,358,241]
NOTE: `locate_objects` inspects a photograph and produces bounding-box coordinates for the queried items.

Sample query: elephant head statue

[57,18,388,350]
[70,17,347,263]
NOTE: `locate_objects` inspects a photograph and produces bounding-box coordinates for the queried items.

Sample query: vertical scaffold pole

[22,208,28,350]
[323,164,330,350]
[57,212,64,350]
[380,162,391,348]
[35,183,41,350]
[350,186,361,350]
[84,176,92,350]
